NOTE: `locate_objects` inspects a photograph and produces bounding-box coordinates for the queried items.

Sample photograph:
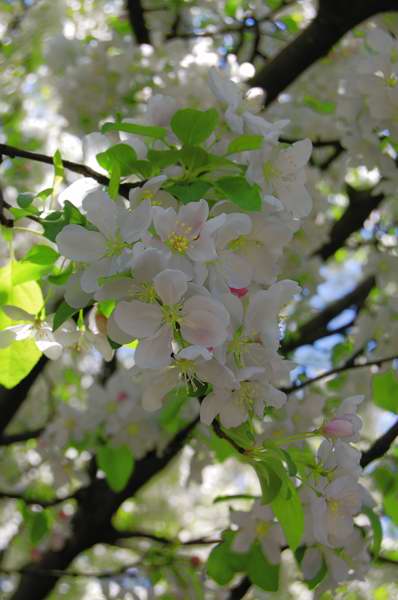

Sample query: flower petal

[83,189,117,239]
[134,324,173,369]
[154,269,189,305]
[56,225,106,262]
[113,300,162,338]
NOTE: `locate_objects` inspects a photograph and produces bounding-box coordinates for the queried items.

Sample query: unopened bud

[322,418,354,438]
[230,287,248,299]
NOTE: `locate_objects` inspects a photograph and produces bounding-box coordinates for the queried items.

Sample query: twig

[284,354,398,394]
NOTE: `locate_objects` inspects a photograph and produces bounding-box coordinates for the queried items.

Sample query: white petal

[181,309,228,348]
[0,325,30,347]
[152,206,177,240]
[113,300,162,338]
[178,200,208,238]
[36,338,63,360]
[142,369,179,411]
[107,314,134,344]
[154,269,189,305]
[134,324,173,369]
[2,306,35,321]
[302,548,323,580]
[56,225,106,262]
[80,258,112,293]
[64,273,92,309]
[119,199,152,243]
[83,189,117,239]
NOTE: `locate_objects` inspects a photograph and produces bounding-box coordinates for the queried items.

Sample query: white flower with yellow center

[152,199,225,262]
[113,269,230,369]
[56,189,152,294]
[232,501,284,564]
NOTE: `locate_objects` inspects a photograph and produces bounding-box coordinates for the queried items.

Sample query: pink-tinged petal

[132,248,167,283]
[94,278,134,302]
[154,269,189,305]
[280,139,312,173]
[221,251,252,288]
[134,325,172,369]
[181,309,228,348]
[113,300,162,338]
[83,189,117,239]
[56,225,106,262]
[183,295,230,326]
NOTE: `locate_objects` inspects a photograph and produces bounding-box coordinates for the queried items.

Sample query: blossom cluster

[0,69,377,595]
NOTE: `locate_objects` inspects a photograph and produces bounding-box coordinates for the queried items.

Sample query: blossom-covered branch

[251,0,398,105]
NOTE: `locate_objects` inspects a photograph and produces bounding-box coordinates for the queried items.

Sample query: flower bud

[322,417,354,438]
[230,287,248,299]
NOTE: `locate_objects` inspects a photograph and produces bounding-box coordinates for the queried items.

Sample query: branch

[126,0,150,44]
[0,491,77,507]
[251,0,398,105]
[361,419,398,468]
[281,275,376,354]
[284,353,398,394]
[314,186,384,260]
[9,417,199,600]
[0,144,142,199]
[0,428,44,445]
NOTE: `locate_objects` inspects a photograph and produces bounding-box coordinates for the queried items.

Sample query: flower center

[135,282,157,303]
[106,233,129,257]
[328,499,340,514]
[167,233,190,254]
[255,521,270,537]
[238,381,255,410]
[227,235,247,252]
[263,161,279,182]
[161,303,181,326]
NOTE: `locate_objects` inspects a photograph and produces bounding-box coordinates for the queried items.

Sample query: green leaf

[247,541,280,591]
[101,121,167,139]
[216,176,262,211]
[22,245,60,265]
[227,135,263,154]
[171,108,218,146]
[53,149,64,192]
[225,0,241,17]
[53,301,78,331]
[0,262,43,388]
[207,537,236,585]
[64,201,87,226]
[271,478,304,550]
[97,444,134,492]
[109,160,121,199]
[362,506,382,558]
[147,149,180,169]
[179,146,209,173]
[17,192,35,209]
[384,494,398,526]
[303,95,336,114]
[11,261,52,285]
[372,369,398,413]
[40,211,66,242]
[48,263,73,286]
[168,181,211,204]
[29,510,49,545]
[254,462,283,504]
[213,494,258,504]
[96,143,137,177]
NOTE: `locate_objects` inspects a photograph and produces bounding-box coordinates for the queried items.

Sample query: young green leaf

[97,444,134,492]
[22,245,60,265]
[372,370,398,413]
[216,176,262,211]
[271,479,304,551]
[53,301,78,331]
[167,181,211,204]
[171,108,218,146]
[362,506,383,557]
[246,542,280,591]
[96,143,138,177]
[227,135,263,154]
[101,121,167,139]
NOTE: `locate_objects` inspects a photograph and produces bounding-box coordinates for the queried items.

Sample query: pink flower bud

[322,417,354,438]
[230,287,248,298]
[117,391,129,402]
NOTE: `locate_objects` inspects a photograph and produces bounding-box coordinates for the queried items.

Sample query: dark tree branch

[126,0,150,44]
[227,576,251,600]
[361,419,398,468]
[281,275,376,354]
[0,144,142,199]
[283,353,398,394]
[314,187,384,261]
[9,417,199,600]
[0,428,44,445]
[251,0,398,105]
